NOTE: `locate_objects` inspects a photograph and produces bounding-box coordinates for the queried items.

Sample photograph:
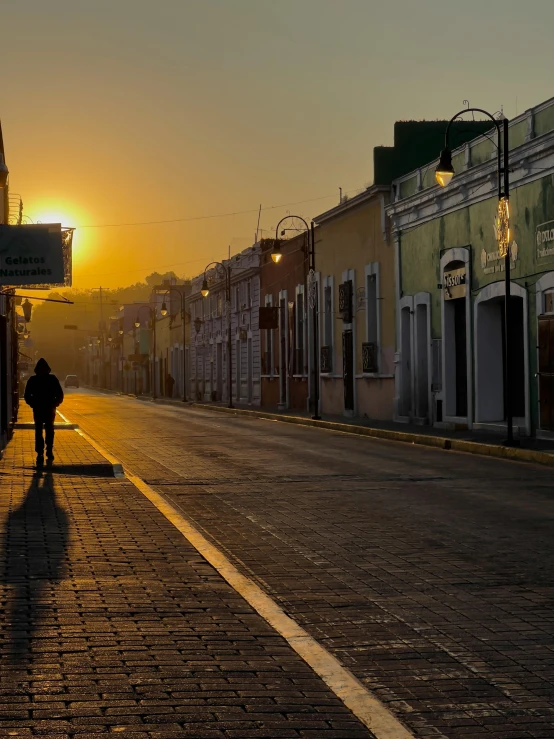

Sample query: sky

[3,0,554,289]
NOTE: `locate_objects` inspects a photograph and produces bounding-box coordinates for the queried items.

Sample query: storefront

[388,95,554,436]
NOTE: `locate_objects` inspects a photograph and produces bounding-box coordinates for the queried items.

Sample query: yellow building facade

[314,185,395,419]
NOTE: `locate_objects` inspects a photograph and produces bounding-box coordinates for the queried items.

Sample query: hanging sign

[443,266,466,300]
[0,224,64,286]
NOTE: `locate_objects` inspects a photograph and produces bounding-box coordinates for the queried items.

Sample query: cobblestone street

[0,404,375,738]
[2,389,554,738]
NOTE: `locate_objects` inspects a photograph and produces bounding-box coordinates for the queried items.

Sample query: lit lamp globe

[160,302,168,317]
[271,241,282,264]
[119,329,124,335]
[435,148,454,187]
[201,279,210,298]
[134,317,141,329]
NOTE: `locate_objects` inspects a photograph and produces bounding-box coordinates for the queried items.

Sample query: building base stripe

[71,423,414,739]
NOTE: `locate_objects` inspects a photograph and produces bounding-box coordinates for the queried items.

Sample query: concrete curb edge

[190,403,554,468]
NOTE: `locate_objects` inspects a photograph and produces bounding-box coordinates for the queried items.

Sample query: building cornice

[314,184,390,224]
[386,129,554,232]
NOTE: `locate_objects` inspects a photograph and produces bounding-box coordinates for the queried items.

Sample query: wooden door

[343,330,354,411]
[538,316,554,431]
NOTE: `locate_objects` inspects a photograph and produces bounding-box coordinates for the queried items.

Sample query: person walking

[24,358,64,467]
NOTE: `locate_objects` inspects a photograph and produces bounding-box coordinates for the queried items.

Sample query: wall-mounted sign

[536,220,554,259]
[480,241,518,275]
[0,224,64,286]
[443,266,466,300]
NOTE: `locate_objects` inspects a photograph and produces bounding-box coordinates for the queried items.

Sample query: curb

[190,403,554,469]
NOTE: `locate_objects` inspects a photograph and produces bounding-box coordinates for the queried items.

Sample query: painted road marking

[69,421,415,739]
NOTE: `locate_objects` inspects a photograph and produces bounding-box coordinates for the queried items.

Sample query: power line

[76,188,363,229]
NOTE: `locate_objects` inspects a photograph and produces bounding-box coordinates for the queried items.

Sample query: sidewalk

[0,423,376,738]
[189,401,554,468]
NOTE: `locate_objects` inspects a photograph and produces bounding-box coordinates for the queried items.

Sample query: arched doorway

[440,248,471,426]
[474,281,529,434]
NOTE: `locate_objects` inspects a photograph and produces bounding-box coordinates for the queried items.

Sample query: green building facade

[387,96,554,437]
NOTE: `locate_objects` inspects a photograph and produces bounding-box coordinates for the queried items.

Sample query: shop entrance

[444,296,467,418]
[342,330,354,411]
[475,295,525,424]
[538,315,554,431]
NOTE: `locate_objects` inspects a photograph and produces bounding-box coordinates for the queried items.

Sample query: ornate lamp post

[436,108,516,446]
[135,305,157,399]
[160,287,188,402]
[201,262,233,409]
[271,216,320,420]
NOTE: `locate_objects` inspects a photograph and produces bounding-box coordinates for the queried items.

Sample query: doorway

[216,343,223,400]
[475,291,526,426]
[538,315,554,430]
[236,339,241,402]
[279,297,288,408]
[415,301,429,419]
[343,330,354,411]
[444,296,468,418]
[247,337,253,404]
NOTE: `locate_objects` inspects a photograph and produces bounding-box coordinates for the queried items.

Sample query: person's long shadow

[1,471,70,667]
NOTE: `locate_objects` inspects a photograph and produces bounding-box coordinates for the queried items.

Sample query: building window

[320,277,334,373]
[247,280,252,308]
[217,292,223,317]
[235,285,240,312]
[263,295,273,375]
[296,287,306,375]
[545,290,554,314]
[364,264,380,373]
[324,283,333,347]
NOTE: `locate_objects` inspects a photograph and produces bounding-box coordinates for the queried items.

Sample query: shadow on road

[1,471,70,666]
[46,463,114,477]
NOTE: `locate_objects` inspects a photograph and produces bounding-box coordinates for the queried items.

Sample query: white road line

[68,420,415,739]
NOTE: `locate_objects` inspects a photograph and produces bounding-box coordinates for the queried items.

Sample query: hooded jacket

[24,359,64,411]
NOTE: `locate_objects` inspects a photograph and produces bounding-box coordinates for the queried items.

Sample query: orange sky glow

[3,0,554,290]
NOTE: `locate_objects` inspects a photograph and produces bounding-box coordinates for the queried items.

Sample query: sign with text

[0,224,64,286]
[536,220,554,259]
[443,266,466,300]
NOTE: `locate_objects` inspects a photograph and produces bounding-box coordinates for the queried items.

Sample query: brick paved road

[0,413,376,738]
[63,391,554,738]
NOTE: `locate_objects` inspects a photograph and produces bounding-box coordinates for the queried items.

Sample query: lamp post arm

[274,215,310,242]
[444,107,504,200]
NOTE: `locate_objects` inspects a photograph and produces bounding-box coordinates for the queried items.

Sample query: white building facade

[188,245,261,405]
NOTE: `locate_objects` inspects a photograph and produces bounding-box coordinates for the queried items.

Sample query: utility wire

[75,187,364,229]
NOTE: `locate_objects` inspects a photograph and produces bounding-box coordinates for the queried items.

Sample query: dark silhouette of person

[24,359,64,466]
[1,471,70,666]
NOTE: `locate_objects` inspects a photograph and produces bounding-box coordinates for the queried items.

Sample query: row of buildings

[87,94,554,439]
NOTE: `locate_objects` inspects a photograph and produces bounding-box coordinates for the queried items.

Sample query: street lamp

[436,107,516,445]
[135,304,158,399]
[271,216,320,420]
[201,262,233,408]
[271,241,282,264]
[157,287,189,402]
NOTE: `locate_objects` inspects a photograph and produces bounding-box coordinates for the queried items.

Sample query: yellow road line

[69,420,415,739]
[74,427,125,478]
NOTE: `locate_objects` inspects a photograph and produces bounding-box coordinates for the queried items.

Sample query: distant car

[64,374,79,388]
